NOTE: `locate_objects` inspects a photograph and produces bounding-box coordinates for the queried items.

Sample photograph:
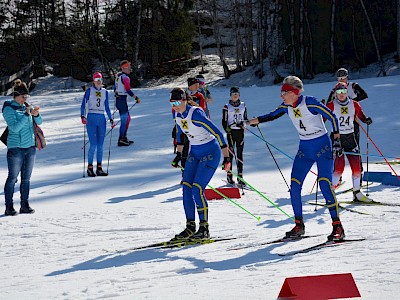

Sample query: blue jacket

[2,100,43,149]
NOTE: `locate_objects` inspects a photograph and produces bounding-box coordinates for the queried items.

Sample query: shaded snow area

[0,70,399,299]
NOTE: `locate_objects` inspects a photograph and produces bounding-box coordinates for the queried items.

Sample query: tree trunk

[299,0,305,77]
[133,0,143,71]
[398,0,400,59]
[286,0,297,74]
[330,0,336,71]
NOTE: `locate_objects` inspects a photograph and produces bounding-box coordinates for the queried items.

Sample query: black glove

[222,157,232,171]
[365,117,373,125]
[332,138,343,159]
[171,152,182,168]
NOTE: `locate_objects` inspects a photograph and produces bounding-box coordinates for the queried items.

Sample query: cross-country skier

[81,72,113,177]
[222,86,248,186]
[170,87,231,241]
[249,76,345,241]
[114,60,140,146]
[195,74,212,118]
[326,82,373,201]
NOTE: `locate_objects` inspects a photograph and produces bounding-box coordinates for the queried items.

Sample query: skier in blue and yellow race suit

[170,87,231,241]
[250,76,345,242]
[81,72,113,177]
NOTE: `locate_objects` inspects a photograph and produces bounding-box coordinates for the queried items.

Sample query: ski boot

[118,138,130,146]
[191,221,210,240]
[87,164,96,177]
[171,221,196,241]
[237,174,246,187]
[285,217,305,238]
[96,164,108,176]
[20,201,35,214]
[123,136,134,145]
[327,218,345,241]
[353,190,372,202]
[5,203,18,216]
[227,173,235,185]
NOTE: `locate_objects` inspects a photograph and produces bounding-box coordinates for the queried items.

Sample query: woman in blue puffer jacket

[2,79,43,216]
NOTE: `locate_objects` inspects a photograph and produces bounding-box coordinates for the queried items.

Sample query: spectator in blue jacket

[2,79,43,216]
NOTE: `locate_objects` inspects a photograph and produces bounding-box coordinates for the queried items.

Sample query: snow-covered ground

[0,67,399,299]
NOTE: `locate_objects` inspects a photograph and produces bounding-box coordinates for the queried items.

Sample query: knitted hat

[187,77,198,86]
[170,88,186,101]
[92,72,103,81]
[120,60,131,69]
[230,86,240,94]
[195,74,205,84]
[335,82,348,91]
[13,79,29,97]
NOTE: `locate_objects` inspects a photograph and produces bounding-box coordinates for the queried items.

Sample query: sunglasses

[94,78,103,82]
[169,100,182,107]
[231,92,240,96]
[336,89,347,94]
[280,90,296,96]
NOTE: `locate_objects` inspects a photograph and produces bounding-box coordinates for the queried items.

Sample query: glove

[365,117,373,125]
[332,138,343,159]
[135,96,141,104]
[81,116,87,125]
[171,152,182,168]
[225,127,231,134]
[110,119,116,128]
[222,157,232,172]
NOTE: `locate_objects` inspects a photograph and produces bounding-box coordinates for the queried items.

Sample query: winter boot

[123,136,134,144]
[5,203,17,216]
[353,190,372,202]
[87,164,96,177]
[227,173,235,185]
[118,138,130,146]
[20,201,35,214]
[96,164,108,176]
[285,217,305,238]
[192,221,210,240]
[171,221,196,241]
[327,218,345,241]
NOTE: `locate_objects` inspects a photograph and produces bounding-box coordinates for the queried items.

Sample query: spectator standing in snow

[2,79,42,216]
[81,72,114,177]
[222,86,248,186]
[187,77,207,113]
[170,87,231,241]
[249,76,345,241]
[326,82,373,201]
[114,60,140,146]
[195,74,212,118]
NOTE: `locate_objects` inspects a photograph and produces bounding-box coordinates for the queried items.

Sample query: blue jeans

[4,146,36,205]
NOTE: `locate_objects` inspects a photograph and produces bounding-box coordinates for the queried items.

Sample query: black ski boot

[327,218,345,241]
[87,164,96,177]
[171,221,196,241]
[285,217,305,238]
[5,203,18,216]
[227,173,235,185]
[123,136,134,144]
[96,164,108,176]
[118,138,130,146]
[192,221,210,240]
[20,201,35,214]
[237,174,246,186]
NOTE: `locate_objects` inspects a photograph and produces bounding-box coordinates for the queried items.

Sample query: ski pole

[106,124,114,174]
[343,152,400,160]
[229,170,294,221]
[356,120,400,181]
[227,134,245,196]
[257,125,290,192]
[177,166,260,221]
[244,127,318,177]
[366,123,370,196]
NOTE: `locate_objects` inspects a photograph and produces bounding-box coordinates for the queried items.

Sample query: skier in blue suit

[170,87,231,241]
[249,76,345,241]
[81,72,113,177]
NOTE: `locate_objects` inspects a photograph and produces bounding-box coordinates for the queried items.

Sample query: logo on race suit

[181,120,188,129]
[341,106,349,114]
[293,108,302,118]
[95,91,102,97]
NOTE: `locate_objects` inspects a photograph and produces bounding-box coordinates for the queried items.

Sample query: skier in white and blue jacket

[250,76,345,242]
[170,87,231,241]
[81,72,113,177]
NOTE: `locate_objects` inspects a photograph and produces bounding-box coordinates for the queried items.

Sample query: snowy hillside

[0,73,399,299]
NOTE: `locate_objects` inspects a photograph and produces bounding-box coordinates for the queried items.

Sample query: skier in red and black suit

[187,77,207,113]
[326,82,372,202]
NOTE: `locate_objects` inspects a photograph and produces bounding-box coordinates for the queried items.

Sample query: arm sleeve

[307,97,339,133]
[257,105,287,123]
[80,89,90,116]
[3,106,30,133]
[353,101,368,122]
[352,83,368,102]
[192,108,227,148]
[222,105,228,130]
[104,90,112,120]
[244,105,248,121]
[326,89,335,104]
[122,75,135,97]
